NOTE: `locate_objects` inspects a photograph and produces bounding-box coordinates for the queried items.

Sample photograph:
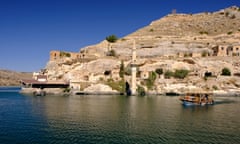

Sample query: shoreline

[19,88,240,97]
[1,86,240,97]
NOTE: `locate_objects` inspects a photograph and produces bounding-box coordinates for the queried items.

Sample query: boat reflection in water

[179,92,214,106]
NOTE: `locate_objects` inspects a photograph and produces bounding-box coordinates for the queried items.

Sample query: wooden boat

[179,92,214,106]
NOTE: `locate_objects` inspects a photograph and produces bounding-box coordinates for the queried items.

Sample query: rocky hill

[0,70,32,86]
[45,6,240,94]
[82,6,240,58]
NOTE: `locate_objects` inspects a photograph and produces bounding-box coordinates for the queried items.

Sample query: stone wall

[50,50,82,61]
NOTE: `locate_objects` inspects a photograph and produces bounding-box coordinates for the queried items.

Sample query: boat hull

[181,100,214,106]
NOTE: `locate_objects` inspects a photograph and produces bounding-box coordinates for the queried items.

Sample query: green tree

[155,68,163,76]
[106,35,118,43]
[221,67,231,76]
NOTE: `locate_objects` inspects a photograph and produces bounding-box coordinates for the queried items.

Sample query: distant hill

[0,70,32,86]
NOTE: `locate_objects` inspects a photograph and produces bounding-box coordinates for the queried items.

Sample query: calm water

[0,87,240,144]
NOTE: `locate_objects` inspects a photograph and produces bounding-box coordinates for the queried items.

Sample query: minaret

[131,39,137,95]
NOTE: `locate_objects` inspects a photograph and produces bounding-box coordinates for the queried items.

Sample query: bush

[149,29,154,32]
[212,85,218,90]
[221,67,231,76]
[146,72,157,90]
[60,51,71,57]
[105,79,125,92]
[106,35,118,43]
[164,70,174,79]
[174,69,189,79]
[201,51,208,57]
[137,85,146,96]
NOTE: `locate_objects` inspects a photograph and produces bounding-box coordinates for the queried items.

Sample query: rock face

[44,6,240,94]
[84,84,118,93]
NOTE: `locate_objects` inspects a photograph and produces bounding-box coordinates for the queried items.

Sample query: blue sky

[0,0,239,72]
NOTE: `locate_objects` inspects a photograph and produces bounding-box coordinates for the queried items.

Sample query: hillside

[0,70,32,86]
[45,6,240,94]
[81,6,240,58]
[129,6,240,37]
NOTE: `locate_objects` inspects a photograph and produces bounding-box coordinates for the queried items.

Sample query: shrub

[212,85,218,90]
[227,31,233,35]
[106,35,118,43]
[146,72,157,90]
[137,85,146,96]
[184,53,189,57]
[164,70,174,79]
[174,69,189,79]
[106,79,125,92]
[221,68,231,76]
[201,51,208,57]
[63,87,71,92]
[60,51,71,57]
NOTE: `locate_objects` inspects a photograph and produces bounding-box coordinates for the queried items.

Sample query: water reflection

[27,95,240,144]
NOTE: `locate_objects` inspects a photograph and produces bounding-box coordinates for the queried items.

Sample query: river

[0,87,239,144]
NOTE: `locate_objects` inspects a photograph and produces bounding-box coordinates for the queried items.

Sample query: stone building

[212,45,240,56]
[233,45,240,56]
[50,50,82,61]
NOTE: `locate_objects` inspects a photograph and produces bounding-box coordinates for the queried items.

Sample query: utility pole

[131,39,137,95]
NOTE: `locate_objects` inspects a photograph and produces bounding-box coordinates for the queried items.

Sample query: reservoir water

[0,87,239,144]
